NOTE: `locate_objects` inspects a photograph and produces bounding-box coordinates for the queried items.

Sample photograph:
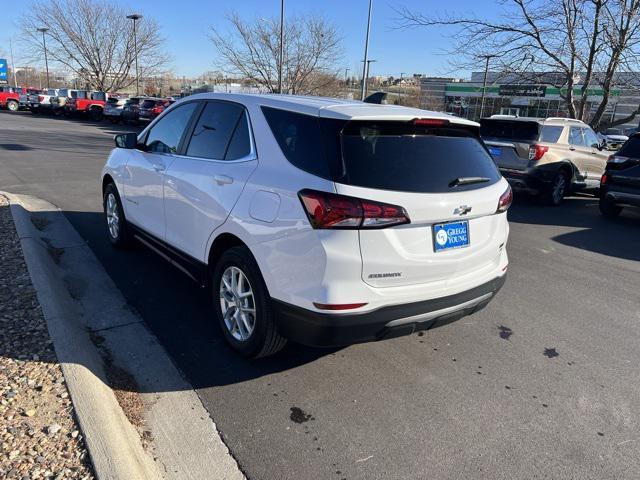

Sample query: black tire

[90,108,103,121]
[31,107,40,114]
[544,171,569,206]
[103,183,134,248]
[212,246,286,358]
[6,100,18,112]
[599,196,623,218]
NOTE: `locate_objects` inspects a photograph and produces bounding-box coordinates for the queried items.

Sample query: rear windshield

[480,119,539,141]
[617,137,640,158]
[141,99,157,108]
[262,107,500,193]
[107,97,120,104]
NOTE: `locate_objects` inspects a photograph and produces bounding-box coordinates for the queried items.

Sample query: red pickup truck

[65,91,107,121]
[0,86,20,111]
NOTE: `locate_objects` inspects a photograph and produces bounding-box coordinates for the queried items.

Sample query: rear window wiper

[449,176,491,188]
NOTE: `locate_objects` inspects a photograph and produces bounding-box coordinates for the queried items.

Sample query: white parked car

[101,93,510,357]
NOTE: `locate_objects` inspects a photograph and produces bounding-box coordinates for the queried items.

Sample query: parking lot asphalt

[1,110,639,480]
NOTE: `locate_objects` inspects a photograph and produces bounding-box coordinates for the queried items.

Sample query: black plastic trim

[272,275,507,347]
[128,223,208,286]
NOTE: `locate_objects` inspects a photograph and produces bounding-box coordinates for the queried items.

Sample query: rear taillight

[152,106,164,114]
[496,185,513,213]
[38,95,44,102]
[298,189,410,229]
[601,174,608,185]
[528,144,549,161]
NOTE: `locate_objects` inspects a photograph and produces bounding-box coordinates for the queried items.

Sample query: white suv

[102,93,511,357]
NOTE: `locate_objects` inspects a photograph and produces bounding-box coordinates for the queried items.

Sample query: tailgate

[336,181,509,289]
[485,141,530,171]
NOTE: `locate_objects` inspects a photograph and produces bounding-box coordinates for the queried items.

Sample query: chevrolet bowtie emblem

[454,205,472,215]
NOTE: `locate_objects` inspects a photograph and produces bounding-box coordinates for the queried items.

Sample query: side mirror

[114,132,138,149]
[598,141,605,151]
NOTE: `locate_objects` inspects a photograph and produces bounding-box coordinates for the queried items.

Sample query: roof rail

[490,114,518,118]
[545,117,585,124]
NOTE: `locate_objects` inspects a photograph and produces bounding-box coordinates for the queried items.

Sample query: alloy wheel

[219,266,256,342]
[105,193,120,239]
[552,175,566,204]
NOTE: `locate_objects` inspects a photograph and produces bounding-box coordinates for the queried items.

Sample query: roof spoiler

[363,91,387,104]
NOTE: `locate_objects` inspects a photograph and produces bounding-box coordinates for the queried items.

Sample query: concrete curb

[3,191,245,480]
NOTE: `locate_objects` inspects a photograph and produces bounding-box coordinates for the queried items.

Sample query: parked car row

[0,85,176,124]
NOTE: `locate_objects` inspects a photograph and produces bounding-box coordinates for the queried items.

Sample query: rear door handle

[214,175,233,185]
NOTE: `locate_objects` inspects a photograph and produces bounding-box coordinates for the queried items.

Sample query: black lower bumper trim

[272,275,507,347]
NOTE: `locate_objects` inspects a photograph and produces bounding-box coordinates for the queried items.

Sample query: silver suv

[481,116,609,205]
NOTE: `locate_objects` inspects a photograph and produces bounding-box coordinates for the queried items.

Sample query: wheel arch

[102,174,116,194]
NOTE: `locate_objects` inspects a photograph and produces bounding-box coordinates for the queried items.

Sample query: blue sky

[2,0,497,78]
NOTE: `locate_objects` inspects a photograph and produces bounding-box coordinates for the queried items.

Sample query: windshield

[339,121,501,193]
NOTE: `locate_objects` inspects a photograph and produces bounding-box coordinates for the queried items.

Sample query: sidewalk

[0,194,95,480]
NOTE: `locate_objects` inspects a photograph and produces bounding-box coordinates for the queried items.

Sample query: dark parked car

[121,96,146,123]
[600,134,640,218]
[138,97,173,122]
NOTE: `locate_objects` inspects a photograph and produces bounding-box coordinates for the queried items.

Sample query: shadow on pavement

[508,193,639,261]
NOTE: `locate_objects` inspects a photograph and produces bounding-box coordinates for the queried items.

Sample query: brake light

[412,118,449,127]
[528,144,549,161]
[152,105,164,115]
[601,174,608,185]
[496,185,513,213]
[38,95,44,102]
[298,189,410,229]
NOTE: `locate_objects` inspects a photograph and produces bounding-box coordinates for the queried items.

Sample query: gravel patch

[0,195,95,480]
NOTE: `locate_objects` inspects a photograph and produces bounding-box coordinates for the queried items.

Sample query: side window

[225,111,252,160]
[583,128,600,148]
[145,102,198,154]
[539,126,563,143]
[262,106,330,178]
[186,101,244,160]
[569,127,585,146]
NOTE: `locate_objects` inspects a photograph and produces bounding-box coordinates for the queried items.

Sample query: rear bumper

[272,275,506,347]
[602,188,640,207]
[500,168,553,194]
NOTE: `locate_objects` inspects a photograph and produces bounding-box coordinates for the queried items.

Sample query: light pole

[9,38,18,87]
[127,14,143,96]
[37,28,50,89]
[360,0,373,100]
[278,0,285,94]
[399,72,406,105]
[344,68,350,97]
[361,59,376,99]
[478,54,497,120]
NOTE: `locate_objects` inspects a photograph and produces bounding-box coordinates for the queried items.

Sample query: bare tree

[396,0,640,129]
[209,12,343,95]
[20,0,168,92]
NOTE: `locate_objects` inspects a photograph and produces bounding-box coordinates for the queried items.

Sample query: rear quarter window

[539,126,563,143]
[262,106,337,179]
